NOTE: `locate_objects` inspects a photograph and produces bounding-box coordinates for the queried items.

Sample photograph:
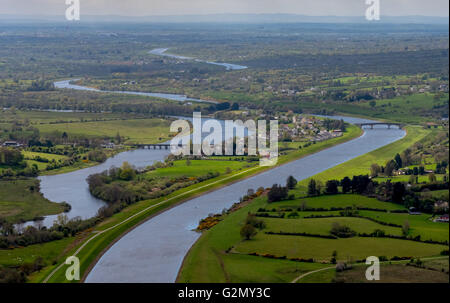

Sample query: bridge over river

[354,122,404,129]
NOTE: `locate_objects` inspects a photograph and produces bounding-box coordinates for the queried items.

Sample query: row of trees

[267,176,297,202]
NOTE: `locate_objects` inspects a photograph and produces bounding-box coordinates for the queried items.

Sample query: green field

[234,234,445,261]
[263,217,403,236]
[0,179,66,223]
[179,193,448,282]
[0,237,73,268]
[36,118,172,144]
[145,159,253,178]
[358,211,449,242]
[298,125,430,185]
[269,194,406,211]
[22,151,69,171]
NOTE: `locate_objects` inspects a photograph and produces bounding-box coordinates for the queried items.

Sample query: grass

[269,194,406,211]
[22,151,69,170]
[342,93,448,124]
[178,191,448,283]
[263,217,403,236]
[358,211,449,242]
[298,125,430,184]
[36,118,172,144]
[145,159,253,178]
[0,179,66,223]
[0,237,74,268]
[234,234,446,261]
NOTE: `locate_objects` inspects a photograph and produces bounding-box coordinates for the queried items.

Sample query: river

[149,48,248,70]
[84,118,405,283]
[42,53,406,282]
[37,115,250,227]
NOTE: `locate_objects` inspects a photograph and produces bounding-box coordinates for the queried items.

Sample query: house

[2,141,21,147]
[101,142,116,149]
[434,214,449,223]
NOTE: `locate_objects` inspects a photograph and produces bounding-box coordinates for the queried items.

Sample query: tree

[370,163,381,177]
[240,224,257,240]
[325,180,339,195]
[331,250,338,264]
[268,184,288,202]
[119,161,136,181]
[245,214,266,230]
[341,177,352,194]
[402,220,410,236]
[392,182,406,203]
[115,132,122,144]
[307,179,317,196]
[286,175,297,189]
[428,173,437,183]
[394,153,403,168]
[385,160,397,176]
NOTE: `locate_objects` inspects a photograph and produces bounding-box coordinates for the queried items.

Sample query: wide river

[84,118,405,283]
[40,53,405,282]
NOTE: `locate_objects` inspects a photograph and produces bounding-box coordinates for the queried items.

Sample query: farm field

[36,118,172,144]
[178,190,448,282]
[263,217,403,236]
[145,159,255,178]
[0,179,66,223]
[234,234,446,261]
[22,151,69,171]
[269,194,406,211]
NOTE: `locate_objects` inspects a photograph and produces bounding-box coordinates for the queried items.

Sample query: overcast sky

[0,0,448,17]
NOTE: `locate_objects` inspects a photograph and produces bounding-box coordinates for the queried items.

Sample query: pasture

[0,179,66,223]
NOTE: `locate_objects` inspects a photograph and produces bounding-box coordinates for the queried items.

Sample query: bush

[240,224,257,240]
[330,222,356,238]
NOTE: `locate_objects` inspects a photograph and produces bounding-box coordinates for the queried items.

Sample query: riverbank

[32,123,362,283]
[176,125,440,283]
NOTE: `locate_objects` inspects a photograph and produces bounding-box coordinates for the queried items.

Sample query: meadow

[36,118,172,144]
[0,179,66,223]
[145,159,254,178]
[178,190,448,283]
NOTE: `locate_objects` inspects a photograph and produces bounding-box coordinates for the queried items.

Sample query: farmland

[0,179,66,223]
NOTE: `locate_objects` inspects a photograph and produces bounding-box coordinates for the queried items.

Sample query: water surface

[86,117,405,282]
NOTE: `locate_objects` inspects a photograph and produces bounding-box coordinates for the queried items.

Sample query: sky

[0,0,448,17]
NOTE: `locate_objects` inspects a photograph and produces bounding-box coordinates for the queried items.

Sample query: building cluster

[278,115,343,142]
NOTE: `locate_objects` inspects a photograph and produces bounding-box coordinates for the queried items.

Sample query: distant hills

[0,13,448,24]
